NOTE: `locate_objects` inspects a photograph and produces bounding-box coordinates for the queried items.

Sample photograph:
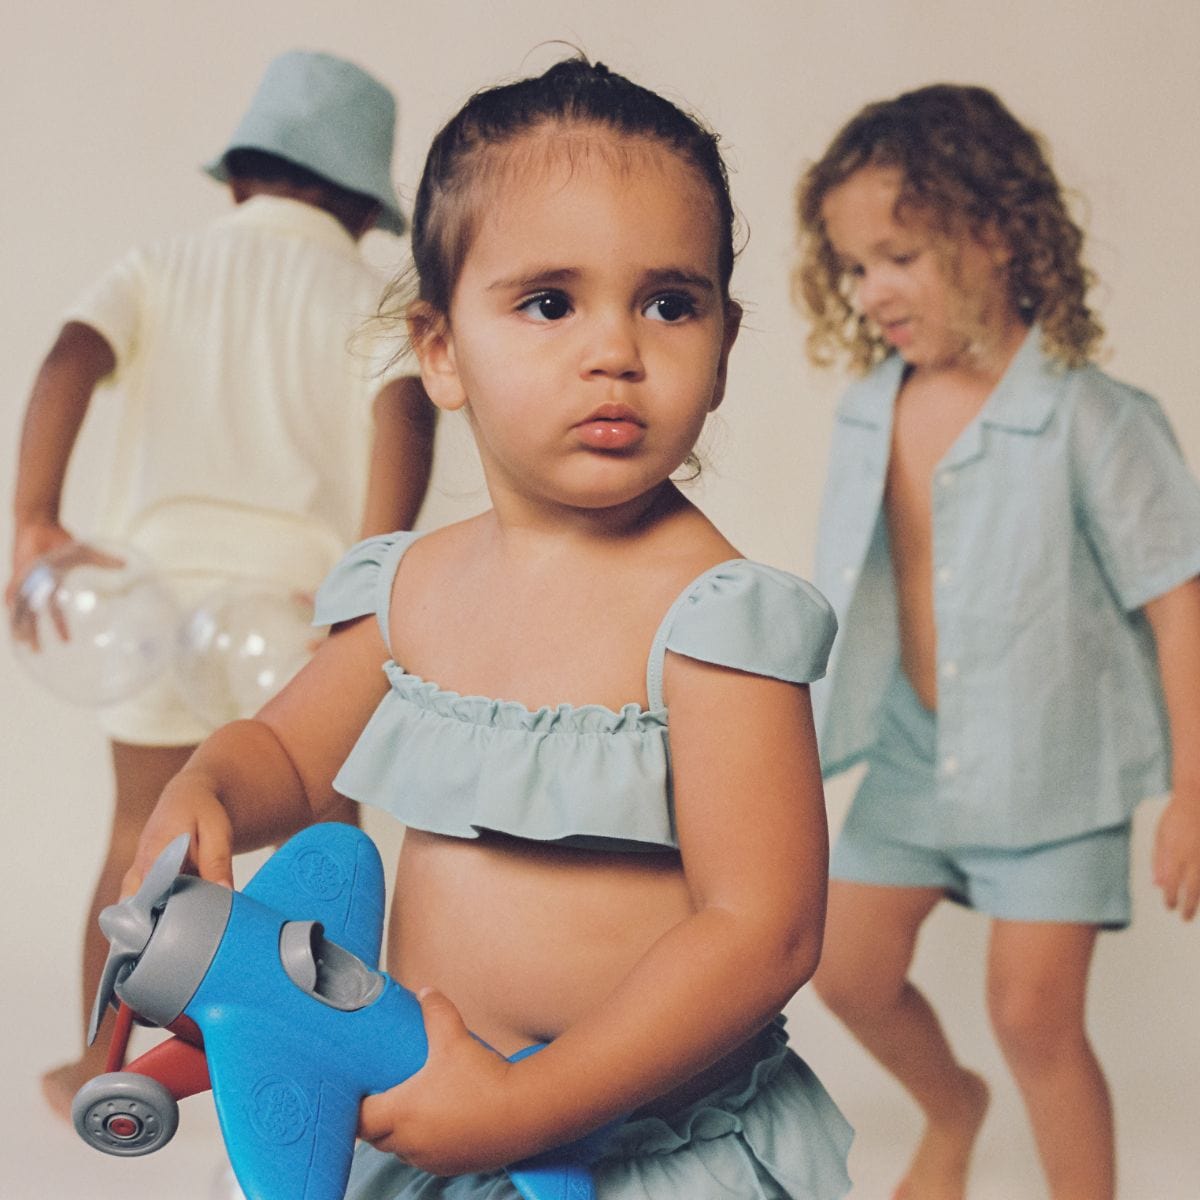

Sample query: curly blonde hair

[793,84,1103,372]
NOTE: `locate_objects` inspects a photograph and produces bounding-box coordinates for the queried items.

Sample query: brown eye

[645,293,697,323]
[519,292,572,321]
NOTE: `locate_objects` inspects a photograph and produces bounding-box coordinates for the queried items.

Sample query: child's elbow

[781,924,824,991]
[755,917,823,1005]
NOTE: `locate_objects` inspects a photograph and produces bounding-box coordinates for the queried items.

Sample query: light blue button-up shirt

[812,327,1200,847]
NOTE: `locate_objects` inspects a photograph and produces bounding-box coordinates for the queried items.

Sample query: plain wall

[2,3,1197,1196]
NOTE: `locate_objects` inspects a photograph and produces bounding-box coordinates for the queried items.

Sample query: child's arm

[124,612,391,891]
[358,376,438,538]
[358,652,829,1173]
[5,322,115,604]
[1145,576,1200,920]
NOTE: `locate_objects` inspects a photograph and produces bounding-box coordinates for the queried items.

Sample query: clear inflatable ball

[175,584,319,730]
[9,541,179,706]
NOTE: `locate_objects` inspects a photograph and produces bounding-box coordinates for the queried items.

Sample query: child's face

[413,131,740,514]
[820,164,1017,371]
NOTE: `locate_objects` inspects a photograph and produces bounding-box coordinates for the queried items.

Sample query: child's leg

[42,739,195,1119]
[816,881,989,1200]
[986,920,1112,1200]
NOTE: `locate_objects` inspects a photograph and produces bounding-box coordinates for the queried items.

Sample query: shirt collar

[977,324,1063,434]
[219,194,360,257]
[836,355,904,428]
[835,323,1063,435]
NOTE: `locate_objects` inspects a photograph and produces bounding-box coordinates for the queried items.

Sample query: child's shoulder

[1057,357,1170,460]
[657,555,837,697]
[1064,360,1157,414]
[312,529,422,628]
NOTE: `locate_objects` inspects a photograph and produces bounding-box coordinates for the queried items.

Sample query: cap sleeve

[312,531,420,640]
[650,561,837,708]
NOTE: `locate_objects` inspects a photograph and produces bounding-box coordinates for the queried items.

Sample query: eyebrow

[832,235,918,264]
[487,265,717,293]
[644,267,717,292]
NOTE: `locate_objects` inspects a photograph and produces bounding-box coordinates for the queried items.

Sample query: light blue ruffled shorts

[831,670,1132,928]
[343,1018,852,1199]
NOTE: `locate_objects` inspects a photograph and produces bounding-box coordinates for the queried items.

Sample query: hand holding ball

[9,541,179,706]
[10,545,321,720]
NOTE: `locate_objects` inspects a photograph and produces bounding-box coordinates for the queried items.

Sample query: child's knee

[987,975,1084,1062]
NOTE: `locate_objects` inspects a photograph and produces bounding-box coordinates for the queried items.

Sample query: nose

[580,313,644,381]
[855,266,893,317]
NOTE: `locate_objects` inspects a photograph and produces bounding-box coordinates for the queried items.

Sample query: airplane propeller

[87,833,191,1045]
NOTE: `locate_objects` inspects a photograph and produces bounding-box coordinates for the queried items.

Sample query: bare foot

[892,1069,990,1200]
[41,1058,107,1122]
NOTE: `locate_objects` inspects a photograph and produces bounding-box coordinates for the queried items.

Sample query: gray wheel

[72,1072,180,1156]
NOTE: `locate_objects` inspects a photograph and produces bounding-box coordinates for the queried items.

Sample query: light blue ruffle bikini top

[313,531,837,852]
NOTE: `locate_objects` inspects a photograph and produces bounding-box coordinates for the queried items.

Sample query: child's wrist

[499,1056,589,1160]
[12,505,63,530]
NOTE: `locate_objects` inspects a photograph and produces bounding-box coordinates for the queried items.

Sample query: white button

[942,755,959,777]
[842,566,856,583]
[942,660,958,679]
[937,565,953,585]
[938,471,955,487]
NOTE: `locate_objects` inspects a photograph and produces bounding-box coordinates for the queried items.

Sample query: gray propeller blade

[86,833,191,1044]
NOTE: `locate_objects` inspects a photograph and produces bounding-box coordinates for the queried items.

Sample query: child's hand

[1153,790,1200,920]
[6,521,75,646]
[6,520,72,606]
[122,775,235,895]
[358,988,535,1176]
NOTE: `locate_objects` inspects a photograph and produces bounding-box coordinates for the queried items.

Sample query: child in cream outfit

[7,50,436,1114]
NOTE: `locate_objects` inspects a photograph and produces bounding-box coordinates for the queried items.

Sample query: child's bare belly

[387,829,762,1114]
[886,506,939,710]
[389,828,692,1049]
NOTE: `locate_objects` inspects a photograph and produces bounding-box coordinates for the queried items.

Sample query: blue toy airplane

[73,823,611,1200]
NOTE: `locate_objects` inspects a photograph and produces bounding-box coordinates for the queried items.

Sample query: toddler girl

[795,83,1200,1199]
[129,57,853,1198]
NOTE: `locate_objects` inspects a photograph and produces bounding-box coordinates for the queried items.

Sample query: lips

[574,403,646,451]
[579,403,644,426]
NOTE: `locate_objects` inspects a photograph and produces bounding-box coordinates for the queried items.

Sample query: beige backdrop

[2,3,1196,1197]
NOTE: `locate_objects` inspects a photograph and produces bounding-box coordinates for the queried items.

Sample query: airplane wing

[203,1016,361,1200]
[242,823,385,967]
[507,1160,597,1200]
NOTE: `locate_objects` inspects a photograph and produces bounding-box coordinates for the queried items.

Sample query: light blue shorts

[830,670,1132,929]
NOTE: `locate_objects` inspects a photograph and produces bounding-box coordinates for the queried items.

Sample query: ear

[708,300,743,412]
[407,302,467,413]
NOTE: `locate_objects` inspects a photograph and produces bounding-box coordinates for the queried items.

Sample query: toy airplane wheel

[73,1073,179,1156]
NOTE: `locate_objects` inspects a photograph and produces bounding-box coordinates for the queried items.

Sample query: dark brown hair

[387,55,739,340]
[223,148,380,235]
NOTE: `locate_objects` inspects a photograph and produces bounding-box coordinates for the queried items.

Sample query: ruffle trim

[589,1018,852,1198]
[334,674,676,848]
[382,663,667,732]
[343,1020,852,1200]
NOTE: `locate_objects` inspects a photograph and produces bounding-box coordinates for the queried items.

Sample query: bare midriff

[388,828,765,1114]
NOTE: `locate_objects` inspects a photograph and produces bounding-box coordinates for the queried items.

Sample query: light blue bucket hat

[204,50,406,235]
